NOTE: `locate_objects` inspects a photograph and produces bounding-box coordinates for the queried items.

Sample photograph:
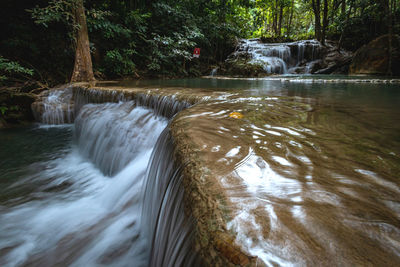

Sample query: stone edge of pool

[70,82,256,267]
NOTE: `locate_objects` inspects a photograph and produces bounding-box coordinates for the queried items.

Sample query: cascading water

[297,42,305,63]
[142,129,202,267]
[240,39,290,74]
[75,102,167,176]
[1,88,199,266]
[228,39,323,74]
[210,68,218,77]
[31,86,75,124]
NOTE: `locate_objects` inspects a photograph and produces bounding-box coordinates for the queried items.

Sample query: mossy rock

[222,58,267,77]
[0,88,37,126]
[350,34,400,76]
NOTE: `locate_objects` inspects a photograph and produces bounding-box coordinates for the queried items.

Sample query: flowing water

[1,77,400,266]
[227,39,322,74]
[32,87,75,124]
[0,101,169,266]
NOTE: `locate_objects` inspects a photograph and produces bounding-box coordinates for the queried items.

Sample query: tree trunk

[321,0,329,45]
[341,0,346,15]
[331,0,341,23]
[71,0,95,83]
[272,0,278,35]
[387,0,393,76]
[287,0,295,36]
[380,0,393,76]
[312,0,322,41]
[278,3,284,36]
[338,2,352,51]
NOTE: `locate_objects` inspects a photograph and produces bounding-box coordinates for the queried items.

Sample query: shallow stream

[1,77,399,266]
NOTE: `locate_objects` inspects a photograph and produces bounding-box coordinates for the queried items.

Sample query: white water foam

[0,102,167,266]
[230,39,322,74]
[37,87,75,124]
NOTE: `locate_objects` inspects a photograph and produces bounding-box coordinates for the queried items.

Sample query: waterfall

[32,86,191,125]
[228,39,323,74]
[135,94,191,119]
[210,68,218,76]
[142,129,202,267]
[73,87,127,115]
[2,87,200,266]
[297,42,305,64]
[32,86,75,124]
[241,39,291,74]
[74,102,168,176]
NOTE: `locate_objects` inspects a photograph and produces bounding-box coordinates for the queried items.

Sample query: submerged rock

[350,34,400,76]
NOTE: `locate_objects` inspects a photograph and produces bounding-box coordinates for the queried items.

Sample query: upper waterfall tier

[31,85,193,126]
[222,39,352,76]
[31,86,75,124]
[226,39,322,74]
[75,102,168,176]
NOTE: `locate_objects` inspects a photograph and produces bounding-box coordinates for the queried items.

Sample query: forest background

[0,0,399,86]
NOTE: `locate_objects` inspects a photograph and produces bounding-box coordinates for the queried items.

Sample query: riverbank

[0,82,49,128]
[202,75,400,83]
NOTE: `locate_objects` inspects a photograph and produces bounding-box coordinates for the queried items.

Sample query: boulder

[313,57,352,74]
[221,58,268,77]
[311,40,352,75]
[350,34,400,76]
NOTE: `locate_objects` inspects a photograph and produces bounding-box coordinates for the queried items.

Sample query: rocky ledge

[42,83,399,267]
[168,89,400,266]
[0,82,48,128]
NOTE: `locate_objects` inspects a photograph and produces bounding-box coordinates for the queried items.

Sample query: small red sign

[193,48,201,58]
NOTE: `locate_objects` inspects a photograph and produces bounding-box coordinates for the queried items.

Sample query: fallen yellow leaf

[229,112,243,119]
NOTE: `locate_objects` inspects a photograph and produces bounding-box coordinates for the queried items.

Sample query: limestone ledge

[32,82,400,266]
[71,82,271,266]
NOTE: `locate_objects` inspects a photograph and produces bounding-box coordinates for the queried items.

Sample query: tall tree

[287,0,295,36]
[311,0,322,41]
[321,0,329,45]
[70,0,94,82]
[341,0,346,16]
[385,0,394,76]
[30,0,94,83]
[278,1,284,36]
[337,0,352,51]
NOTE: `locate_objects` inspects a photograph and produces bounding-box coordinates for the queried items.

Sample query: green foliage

[0,104,18,117]
[0,56,33,83]
[86,8,139,77]
[0,106,8,116]
[330,0,395,50]
[2,0,399,82]
[240,0,400,49]
[141,2,206,75]
[87,9,132,39]
[103,49,136,76]
[29,0,76,28]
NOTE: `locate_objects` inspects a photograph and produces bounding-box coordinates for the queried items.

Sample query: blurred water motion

[1,77,400,266]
